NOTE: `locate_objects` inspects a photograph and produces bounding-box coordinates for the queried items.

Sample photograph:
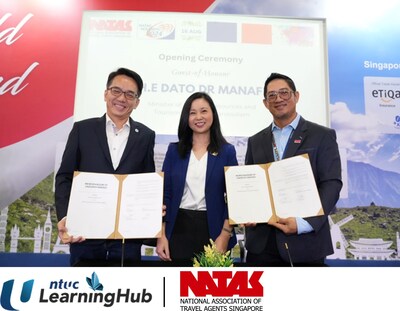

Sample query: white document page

[66,172,118,238]
[268,155,322,218]
[118,173,163,239]
[225,165,273,224]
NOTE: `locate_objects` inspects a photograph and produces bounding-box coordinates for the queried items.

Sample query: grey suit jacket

[245,116,342,263]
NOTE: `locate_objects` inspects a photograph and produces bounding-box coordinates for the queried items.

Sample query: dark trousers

[169,208,210,266]
[246,228,326,267]
[69,239,142,266]
[246,251,326,267]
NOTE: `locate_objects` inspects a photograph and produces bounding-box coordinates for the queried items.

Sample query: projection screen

[74,11,329,168]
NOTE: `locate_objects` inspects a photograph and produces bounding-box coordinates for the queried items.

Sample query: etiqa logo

[180,271,263,297]
[0,279,34,311]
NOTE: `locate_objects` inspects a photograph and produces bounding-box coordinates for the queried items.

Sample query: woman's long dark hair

[177,92,227,158]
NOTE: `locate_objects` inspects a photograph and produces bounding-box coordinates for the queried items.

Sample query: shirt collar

[106,114,130,129]
[272,113,301,132]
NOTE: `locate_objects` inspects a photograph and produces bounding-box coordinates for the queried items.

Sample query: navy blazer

[245,116,342,263]
[55,114,155,220]
[163,143,238,249]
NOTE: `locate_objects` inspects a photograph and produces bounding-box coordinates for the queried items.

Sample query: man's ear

[133,98,140,109]
[294,91,300,103]
[263,98,269,109]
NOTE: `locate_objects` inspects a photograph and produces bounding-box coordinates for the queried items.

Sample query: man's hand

[57,217,85,244]
[269,217,297,235]
[240,222,257,228]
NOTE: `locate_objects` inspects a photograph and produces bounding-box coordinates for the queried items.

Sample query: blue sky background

[211,0,400,174]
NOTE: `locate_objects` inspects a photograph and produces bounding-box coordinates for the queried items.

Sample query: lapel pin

[294,139,301,144]
[135,128,139,133]
[211,152,218,156]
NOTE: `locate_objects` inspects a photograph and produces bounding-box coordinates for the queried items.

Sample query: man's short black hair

[106,68,144,97]
[263,72,296,97]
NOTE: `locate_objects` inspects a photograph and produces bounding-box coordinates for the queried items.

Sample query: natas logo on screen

[89,18,132,32]
[180,271,263,297]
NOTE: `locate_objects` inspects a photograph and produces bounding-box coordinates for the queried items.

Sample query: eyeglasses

[107,86,138,100]
[266,89,294,102]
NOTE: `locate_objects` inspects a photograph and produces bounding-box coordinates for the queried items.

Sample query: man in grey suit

[55,67,155,266]
[245,73,342,266]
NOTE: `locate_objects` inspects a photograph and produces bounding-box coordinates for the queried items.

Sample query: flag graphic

[241,23,272,44]
[207,22,237,43]
[280,26,314,46]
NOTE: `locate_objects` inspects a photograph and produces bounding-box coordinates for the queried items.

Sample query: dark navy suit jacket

[55,114,155,221]
[245,116,342,263]
[163,143,238,249]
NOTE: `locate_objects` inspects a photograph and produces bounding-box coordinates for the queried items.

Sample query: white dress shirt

[105,114,130,170]
[179,150,208,211]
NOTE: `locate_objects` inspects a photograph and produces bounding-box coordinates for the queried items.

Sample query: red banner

[0,0,215,147]
[0,0,214,209]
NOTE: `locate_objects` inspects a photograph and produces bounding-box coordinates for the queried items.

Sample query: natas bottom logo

[0,279,34,311]
[180,271,264,311]
[180,271,263,297]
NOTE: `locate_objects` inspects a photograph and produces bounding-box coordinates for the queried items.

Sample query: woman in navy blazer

[156,92,238,265]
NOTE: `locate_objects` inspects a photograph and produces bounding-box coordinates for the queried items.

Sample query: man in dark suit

[55,67,155,266]
[245,73,342,266]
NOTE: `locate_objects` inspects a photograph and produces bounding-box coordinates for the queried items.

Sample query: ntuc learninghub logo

[39,272,152,308]
[1,272,153,310]
[0,279,34,311]
[180,271,263,297]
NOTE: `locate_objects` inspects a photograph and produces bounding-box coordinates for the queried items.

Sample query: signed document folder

[224,154,323,225]
[65,171,163,239]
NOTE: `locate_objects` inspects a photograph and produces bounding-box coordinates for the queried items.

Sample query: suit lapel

[96,115,113,167]
[263,126,276,163]
[178,151,191,197]
[283,117,307,159]
[205,150,217,185]
[119,118,138,165]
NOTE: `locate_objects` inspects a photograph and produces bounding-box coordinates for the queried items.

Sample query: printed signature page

[66,172,118,238]
[225,164,273,224]
[118,172,163,239]
[268,155,323,218]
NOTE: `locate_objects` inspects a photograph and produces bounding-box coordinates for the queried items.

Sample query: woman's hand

[156,223,171,261]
